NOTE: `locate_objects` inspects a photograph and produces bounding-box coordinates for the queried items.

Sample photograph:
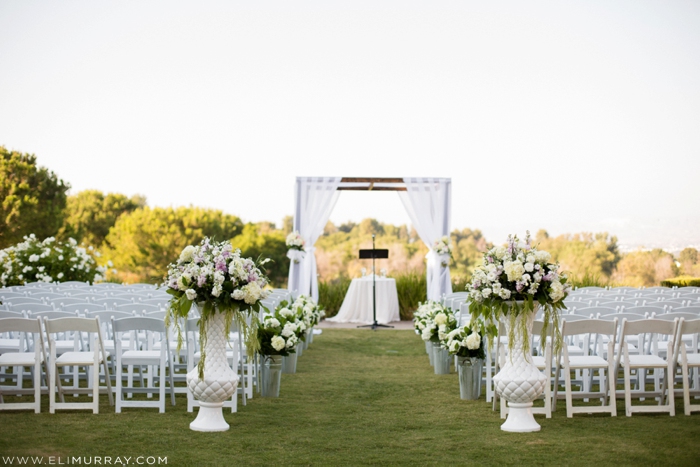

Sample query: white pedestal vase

[492,306,547,432]
[187,311,239,432]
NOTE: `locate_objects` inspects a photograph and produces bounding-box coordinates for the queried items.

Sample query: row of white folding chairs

[1,289,169,302]
[573,286,699,294]
[0,313,185,414]
[493,316,699,418]
[1,301,167,316]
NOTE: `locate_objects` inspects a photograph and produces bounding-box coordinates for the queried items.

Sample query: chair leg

[565,363,574,418]
[34,361,41,414]
[49,364,56,414]
[116,360,122,413]
[624,364,633,417]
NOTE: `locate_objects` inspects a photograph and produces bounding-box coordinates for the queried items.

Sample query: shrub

[660,276,700,287]
[318,275,352,318]
[0,234,108,287]
[395,270,427,320]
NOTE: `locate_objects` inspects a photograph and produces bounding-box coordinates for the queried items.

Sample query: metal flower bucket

[432,342,451,375]
[261,355,283,397]
[458,357,484,400]
[283,351,297,374]
[426,340,434,366]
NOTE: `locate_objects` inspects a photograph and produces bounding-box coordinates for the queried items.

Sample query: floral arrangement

[467,232,570,353]
[258,308,301,357]
[413,301,456,343]
[432,236,452,256]
[0,235,109,287]
[286,231,305,251]
[433,236,452,267]
[291,294,325,327]
[164,237,271,376]
[442,318,491,360]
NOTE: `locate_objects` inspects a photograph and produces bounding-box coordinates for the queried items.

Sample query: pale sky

[1,1,698,250]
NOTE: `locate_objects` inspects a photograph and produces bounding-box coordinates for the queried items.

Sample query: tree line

[2,146,698,287]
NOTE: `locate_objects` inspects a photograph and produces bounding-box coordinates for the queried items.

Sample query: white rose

[550,281,565,302]
[271,335,286,351]
[185,289,197,300]
[434,312,447,326]
[482,288,492,298]
[212,285,222,297]
[466,332,481,350]
[524,262,534,272]
[281,322,296,338]
[499,289,511,299]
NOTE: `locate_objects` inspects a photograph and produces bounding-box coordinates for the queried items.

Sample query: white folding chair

[616,318,679,417]
[112,317,175,413]
[0,317,48,413]
[673,318,700,415]
[553,318,618,417]
[45,316,114,413]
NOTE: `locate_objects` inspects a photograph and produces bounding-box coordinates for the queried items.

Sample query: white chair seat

[0,352,41,366]
[567,355,608,369]
[625,354,667,368]
[55,351,104,366]
[122,350,161,361]
[0,338,20,348]
[680,353,700,365]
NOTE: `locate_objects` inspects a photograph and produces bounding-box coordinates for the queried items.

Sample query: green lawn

[1,329,699,466]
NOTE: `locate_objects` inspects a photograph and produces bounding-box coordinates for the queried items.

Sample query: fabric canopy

[287,177,342,302]
[287,176,452,304]
[398,177,453,301]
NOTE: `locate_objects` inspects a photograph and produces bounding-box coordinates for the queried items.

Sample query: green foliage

[318,275,352,318]
[678,247,700,276]
[395,270,427,320]
[59,190,146,248]
[0,235,107,286]
[536,231,621,280]
[0,147,69,248]
[105,206,243,283]
[568,271,610,288]
[660,276,700,287]
[230,223,289,287]
[612,249,679,287]
[449,228,491,282]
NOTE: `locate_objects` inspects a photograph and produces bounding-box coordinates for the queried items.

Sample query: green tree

[450,228,491,283]
[105,206,243,283]
[612,249,679,287]
[0,147,69,248]
[537,232,621,280]
[230,223,289,287]
[59,190,146,248]
[678,247,699,276]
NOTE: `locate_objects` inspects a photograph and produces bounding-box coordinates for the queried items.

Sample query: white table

[327,275,400,324]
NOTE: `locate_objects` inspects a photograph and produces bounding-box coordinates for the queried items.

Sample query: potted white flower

[467,232,569,432]
[414,300,456,375]
[164,238,271,431]
[258,310,300,394]
[443,319,493,400]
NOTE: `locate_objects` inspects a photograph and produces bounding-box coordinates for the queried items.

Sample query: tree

[450,228,491,283]
[230,223,289,287]
[612,249,679,287]
[104,206,243,283]
[537,232,621,280]
[678,247,699,276]
[59,190,146,248]
[0,147,69,248]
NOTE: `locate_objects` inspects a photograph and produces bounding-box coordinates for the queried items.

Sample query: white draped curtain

[287,177,342,302]
[399,177,453,301]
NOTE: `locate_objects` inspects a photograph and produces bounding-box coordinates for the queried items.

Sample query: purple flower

[516,281,524,292]
[216,260,227,272]
[198,275,207,287]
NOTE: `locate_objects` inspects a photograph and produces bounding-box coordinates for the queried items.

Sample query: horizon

[1,1,698,251]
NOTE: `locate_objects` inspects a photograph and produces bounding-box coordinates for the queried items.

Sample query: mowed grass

[1,329,700,466]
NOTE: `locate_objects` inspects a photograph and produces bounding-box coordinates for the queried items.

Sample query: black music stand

[357,235,393,330]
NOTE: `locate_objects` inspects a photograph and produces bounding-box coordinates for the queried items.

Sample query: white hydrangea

[271,335,286,351]
[466,332,481,350]
[503,260,525,282]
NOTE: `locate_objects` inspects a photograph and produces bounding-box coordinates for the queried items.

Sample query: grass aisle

[1,329,699,466]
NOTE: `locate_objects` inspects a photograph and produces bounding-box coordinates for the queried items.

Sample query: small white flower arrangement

[258,309,300,357]
[442,318,491,360]
[413,301,456,343]
[286,231,305,251]
[467,232,570,354]
[164,237,271,376]
[432,236,452,267]
[0,234,109,286]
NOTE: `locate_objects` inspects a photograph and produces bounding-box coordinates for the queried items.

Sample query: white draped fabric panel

[287,177,342,302]
[398,177,453,301]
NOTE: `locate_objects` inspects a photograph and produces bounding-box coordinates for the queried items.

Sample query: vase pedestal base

[500,402,541,432]
[190,402,229,432]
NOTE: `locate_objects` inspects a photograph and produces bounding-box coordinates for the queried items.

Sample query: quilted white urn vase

[187,311,239,432]
[492,305,547,432]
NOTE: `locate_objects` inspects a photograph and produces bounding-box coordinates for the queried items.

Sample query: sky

[1,1,699,251]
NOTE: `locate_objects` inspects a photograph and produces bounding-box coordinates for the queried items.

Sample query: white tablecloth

[327,276,400,324]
